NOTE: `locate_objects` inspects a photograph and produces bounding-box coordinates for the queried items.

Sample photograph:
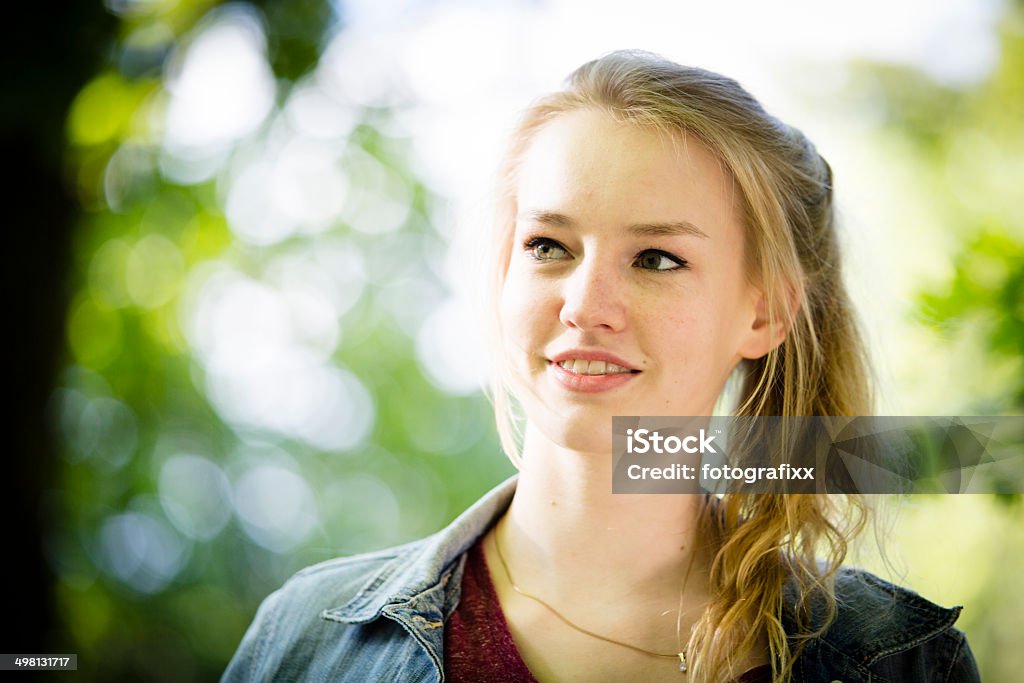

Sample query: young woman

[223,51,979,682]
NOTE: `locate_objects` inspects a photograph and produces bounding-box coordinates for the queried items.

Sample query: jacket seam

[817,634,874,681]
[941,629,965,683]
[294,551,402,579]
[863,622,958,667]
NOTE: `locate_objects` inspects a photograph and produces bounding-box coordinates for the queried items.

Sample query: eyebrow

[517,210,710,240]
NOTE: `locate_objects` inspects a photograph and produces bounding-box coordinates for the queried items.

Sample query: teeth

[557,359,633,375]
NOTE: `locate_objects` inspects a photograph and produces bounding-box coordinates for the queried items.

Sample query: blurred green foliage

[54,1,513,680]
[920,231,1024,405]
[845,3,1024,680]
[850,1,1024,412]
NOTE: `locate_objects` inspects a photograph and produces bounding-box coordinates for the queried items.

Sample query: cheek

[649,300,730,367]
[501,260,558,320]
[499,267,542,361]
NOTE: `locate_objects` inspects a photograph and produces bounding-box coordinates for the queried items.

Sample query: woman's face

[500,108,775,453]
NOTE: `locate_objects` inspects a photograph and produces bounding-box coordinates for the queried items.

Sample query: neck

[499,424,711,604]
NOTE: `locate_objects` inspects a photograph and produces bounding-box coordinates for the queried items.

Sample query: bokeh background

[6,0,1023,680]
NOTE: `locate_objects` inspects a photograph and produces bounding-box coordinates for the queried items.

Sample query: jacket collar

[324,475,518,623]
[783,568,962,681]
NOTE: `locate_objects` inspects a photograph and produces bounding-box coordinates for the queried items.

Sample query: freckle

[550,500,557,507]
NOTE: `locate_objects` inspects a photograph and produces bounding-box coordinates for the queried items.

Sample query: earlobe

[740,289,793,360]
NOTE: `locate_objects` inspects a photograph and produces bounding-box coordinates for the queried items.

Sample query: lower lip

[548,362,640,393]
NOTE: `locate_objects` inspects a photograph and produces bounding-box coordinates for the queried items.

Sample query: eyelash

[522,236,690,271]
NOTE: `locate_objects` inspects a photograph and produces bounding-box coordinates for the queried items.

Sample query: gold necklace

[492,520,691,674]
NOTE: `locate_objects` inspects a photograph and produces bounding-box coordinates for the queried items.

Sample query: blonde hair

[484,50,873,682]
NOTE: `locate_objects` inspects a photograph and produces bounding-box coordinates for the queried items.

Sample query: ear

[738,284,797,360]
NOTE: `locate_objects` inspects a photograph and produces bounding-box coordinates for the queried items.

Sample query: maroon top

[443,537,772,683]
[444,536,538,682]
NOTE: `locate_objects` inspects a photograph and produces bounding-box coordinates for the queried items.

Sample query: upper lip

[548,348,640,371]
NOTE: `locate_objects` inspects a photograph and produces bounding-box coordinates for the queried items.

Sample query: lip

[547,348,641,394]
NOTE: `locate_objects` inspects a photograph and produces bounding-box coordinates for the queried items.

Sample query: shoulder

[242,538,418,620]
[829,569,962,654]
[220,538,436,683]
[280,539,423,614]
[221,476,519,682]
[788,568,980,683]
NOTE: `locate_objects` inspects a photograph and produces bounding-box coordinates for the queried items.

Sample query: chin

[532,410,616,454]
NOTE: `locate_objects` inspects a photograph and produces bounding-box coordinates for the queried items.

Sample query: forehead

[515,108,739,233]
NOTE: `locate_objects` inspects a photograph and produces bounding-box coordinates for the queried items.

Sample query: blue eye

[525,237,570,261]
[635,249,688,271]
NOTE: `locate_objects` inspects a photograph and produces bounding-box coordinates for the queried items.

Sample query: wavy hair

[483,50,875,682]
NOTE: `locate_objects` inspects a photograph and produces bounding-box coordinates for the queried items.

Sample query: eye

[525,237,570,262]
[635,249,688,271]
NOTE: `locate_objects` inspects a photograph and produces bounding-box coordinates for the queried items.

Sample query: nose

[558,256,627,333]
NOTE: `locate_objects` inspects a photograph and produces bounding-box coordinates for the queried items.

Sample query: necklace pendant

[678,652,687,674]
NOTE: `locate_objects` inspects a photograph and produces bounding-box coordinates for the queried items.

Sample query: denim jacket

[223,477,980,682]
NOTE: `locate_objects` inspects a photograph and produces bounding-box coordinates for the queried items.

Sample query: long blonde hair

[485,50,873,682]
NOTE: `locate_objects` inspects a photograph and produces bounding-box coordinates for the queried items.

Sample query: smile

[547,356,641,394]
[556,359,637,375]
